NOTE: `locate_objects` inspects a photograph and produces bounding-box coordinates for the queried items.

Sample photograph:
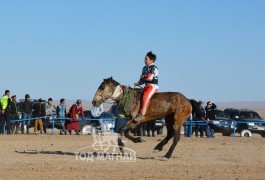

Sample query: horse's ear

[103,78,106,82]
[110,76,113,80]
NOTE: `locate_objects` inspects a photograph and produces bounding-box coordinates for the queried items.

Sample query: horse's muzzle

[92,100,100,107]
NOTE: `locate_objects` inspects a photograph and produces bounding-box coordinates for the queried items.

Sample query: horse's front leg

[120,120,146,143]
[117,133,125,153]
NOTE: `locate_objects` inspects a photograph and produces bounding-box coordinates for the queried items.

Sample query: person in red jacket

[66,100,85,135]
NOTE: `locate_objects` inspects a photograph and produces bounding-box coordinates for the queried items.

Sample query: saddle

[130,87,143,119]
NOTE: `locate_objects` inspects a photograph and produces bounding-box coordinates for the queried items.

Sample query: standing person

[22,94,33,134]
[133,51,159,123]
[10,95,20,134]
[33,98,46,135]
[184,114,193,137]
[205,101,217,138]
[0,102,2,134]
[57,98,67,135]
[0,90,12,134]
[91,103,104,128]
[145,121,156,137]
[198,101,206,137]
[44,98,56,134]
[66,100,85,135]
[110,102,126,133]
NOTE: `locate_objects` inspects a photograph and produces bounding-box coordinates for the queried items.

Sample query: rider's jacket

[138,63,158,86]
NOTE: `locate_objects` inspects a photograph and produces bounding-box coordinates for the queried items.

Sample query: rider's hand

[134,82,139,87]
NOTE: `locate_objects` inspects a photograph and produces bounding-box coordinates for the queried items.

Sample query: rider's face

[144,56,153,66]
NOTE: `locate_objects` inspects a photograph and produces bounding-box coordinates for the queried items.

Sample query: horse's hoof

[161,157,169,161]
[120,149,125,154]
[153,149,160,153]
[139,137,146,142]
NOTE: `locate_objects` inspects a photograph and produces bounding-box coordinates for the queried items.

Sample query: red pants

[140,84,158,115]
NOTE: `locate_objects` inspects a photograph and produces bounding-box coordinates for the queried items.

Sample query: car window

[215,110,227,117]
[252,112,261,119]
[100,112,113,118]
[240,112,250,119]
[83,111,92,118]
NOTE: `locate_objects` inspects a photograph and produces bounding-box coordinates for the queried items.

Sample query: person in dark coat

[66,100,85,135]
[33,98,46,135]
[198,101,206,137]
[10,95,20,134]
[22,94,33,134]
[205,101,217,138]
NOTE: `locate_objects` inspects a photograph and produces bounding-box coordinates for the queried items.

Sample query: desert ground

[0,102,264,180]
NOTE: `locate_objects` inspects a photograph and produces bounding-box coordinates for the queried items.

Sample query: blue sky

[0,0,264,102]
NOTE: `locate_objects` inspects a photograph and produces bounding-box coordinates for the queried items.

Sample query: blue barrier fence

[2,116,115,135]
[3,117,265,137]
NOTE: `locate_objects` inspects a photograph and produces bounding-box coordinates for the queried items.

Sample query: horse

[92,77,202,161]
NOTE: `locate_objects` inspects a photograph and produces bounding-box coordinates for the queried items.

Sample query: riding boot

[132,113,145,124]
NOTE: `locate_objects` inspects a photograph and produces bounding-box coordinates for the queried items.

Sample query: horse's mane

[99,77,119,90]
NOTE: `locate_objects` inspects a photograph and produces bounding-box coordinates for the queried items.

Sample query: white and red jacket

[138,63,159,87]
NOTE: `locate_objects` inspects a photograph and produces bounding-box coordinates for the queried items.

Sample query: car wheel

[157,128,163,135]
[222,131,231,136]
[240,129,252,137]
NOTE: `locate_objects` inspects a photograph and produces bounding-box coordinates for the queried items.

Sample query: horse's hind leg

[162,116,183,161]
[153,114,174,153]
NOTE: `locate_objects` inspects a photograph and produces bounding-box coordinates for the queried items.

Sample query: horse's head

[92,77,119,106]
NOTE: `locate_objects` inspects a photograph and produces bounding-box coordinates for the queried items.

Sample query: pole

[233,120,236,137]
[52,119,54,136]
[3,121,6,135]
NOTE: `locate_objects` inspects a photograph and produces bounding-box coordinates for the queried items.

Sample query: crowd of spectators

[0,89,218,137]
[184,101,217,138]
[0,90,85,135]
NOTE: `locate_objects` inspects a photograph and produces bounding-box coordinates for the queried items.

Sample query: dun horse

[92,77,201,161]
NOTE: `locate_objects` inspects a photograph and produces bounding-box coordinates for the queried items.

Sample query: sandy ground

[0,130,265,180]
[1,102,265,180]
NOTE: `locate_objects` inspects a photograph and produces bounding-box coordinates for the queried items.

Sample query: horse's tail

[189,99,203,119]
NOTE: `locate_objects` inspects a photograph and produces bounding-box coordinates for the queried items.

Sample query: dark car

[207,109,233,136]
[223,108,265,137]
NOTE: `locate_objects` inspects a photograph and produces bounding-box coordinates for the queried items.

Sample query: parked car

[223,108,265,137]
[207,109,233,136]
[80,110,116,135]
